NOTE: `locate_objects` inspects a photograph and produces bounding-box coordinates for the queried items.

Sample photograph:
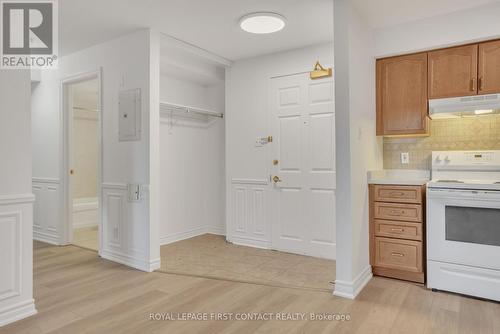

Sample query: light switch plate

[401,152,410,164]
[127,184,142,202]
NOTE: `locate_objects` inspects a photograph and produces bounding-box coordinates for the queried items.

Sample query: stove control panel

[465,152,493,162]
[432,150,500,169]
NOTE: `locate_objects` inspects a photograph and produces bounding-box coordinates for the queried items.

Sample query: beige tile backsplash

[384,115,500,170]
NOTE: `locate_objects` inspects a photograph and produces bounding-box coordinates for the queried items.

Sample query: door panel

[310,113,334,170]
[479,40,500,95]
[279,117,301,170]
[279,188,304,241]
[310,189,336,258]
[428,44,478,99]
[269,73,335,259]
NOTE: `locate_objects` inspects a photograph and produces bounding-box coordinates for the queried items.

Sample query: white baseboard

[333,265,372,299]
[230,236,271,249]
[0,299,37,327]
[160,225,226,246]
[33,230,60,245]
[206,226,225,236]
[100,249,159,273]
[160,226,207,245]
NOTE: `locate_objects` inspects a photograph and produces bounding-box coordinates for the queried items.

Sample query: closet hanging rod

[160,101,224,118]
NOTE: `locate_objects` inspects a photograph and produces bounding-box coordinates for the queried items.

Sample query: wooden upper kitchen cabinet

[478,40,500,95]
[376,53,429,136]
[428,44,478,99]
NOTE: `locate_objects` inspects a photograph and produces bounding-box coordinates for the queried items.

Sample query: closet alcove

[159,35,227,245]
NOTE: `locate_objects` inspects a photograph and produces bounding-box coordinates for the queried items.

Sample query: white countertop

[368,169,430,186]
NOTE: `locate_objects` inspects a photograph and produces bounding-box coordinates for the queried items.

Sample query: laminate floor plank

[1,242,499,334]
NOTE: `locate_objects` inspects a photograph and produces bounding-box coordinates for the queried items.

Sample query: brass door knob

[272,176,282,183]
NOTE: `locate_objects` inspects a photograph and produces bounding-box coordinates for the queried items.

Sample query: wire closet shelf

[160,101,224,119]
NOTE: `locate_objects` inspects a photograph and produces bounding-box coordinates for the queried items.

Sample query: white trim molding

[100,249,160,273]
[0,194,35,206]
[0,197,36,327]
[230,236,271,250]
[231,178,269,185]
[333,266,373,299]
[160,226,227,246]
[32,177,60,184]
[0,299,37,327]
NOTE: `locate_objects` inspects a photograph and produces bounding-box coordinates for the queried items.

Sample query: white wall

[0,70,37,325]
[333,0,383,299]
[159,70,225,244]
[31,29,160,272]
[225,43,334,248]
[72,84,99,200]
[374,2,500,57]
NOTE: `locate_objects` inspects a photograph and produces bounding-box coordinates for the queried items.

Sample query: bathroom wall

[384,115,500,170]
[72,80,99,200]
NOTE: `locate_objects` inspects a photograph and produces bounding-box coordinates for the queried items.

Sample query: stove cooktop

[428,179,500,190]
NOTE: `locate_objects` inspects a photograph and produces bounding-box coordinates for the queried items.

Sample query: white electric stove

[427,150,500,301]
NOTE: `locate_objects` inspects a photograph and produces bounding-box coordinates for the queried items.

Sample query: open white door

[269,72,336,259]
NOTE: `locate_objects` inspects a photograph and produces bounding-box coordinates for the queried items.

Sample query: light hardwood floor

[160,234,336,291]
[1,241,499,334]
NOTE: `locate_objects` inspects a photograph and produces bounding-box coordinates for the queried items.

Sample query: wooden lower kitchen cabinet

[369,184,426,283]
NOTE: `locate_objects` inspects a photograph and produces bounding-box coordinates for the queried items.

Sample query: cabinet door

[376,53,428,136]
[428,44,478,99]
[478,40,500,95]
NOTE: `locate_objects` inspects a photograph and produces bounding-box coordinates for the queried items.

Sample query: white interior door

[269,72,336,259]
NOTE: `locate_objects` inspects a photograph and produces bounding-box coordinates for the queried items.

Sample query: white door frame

[60,68,103,254]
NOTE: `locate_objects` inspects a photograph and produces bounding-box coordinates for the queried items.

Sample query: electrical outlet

[401,152,410,165]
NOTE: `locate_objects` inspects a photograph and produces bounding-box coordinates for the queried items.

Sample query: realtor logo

[1,0,58,69]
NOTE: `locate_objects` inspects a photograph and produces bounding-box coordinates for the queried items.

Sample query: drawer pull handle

[391,252,405,257]
[390,228,404,232]
[389,192,405,196]
[389,210,405,215]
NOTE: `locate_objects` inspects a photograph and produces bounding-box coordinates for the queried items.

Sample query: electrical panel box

[119,88,141,141]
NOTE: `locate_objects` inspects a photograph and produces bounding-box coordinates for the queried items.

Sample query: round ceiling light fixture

[239,12,286,34]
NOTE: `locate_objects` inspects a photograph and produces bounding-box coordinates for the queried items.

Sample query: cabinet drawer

[374,202,422,222]
[374,220,422,241]
[374,237,422,272]
[373,185,422,204]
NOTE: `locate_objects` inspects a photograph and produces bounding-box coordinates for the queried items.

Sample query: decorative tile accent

[384,115,500,170]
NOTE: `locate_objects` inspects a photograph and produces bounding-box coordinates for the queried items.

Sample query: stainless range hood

[429,93,500,119]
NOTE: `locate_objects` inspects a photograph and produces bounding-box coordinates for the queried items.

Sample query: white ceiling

[59,0,334,60]
[352,0,500,29]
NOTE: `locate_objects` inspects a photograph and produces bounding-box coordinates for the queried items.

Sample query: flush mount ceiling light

[239,12,286,34]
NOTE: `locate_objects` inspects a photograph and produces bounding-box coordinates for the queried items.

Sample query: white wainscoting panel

[32,178,61,245]
[0,195,37,326]
[101,183,158,272]
[229,179,270,249]
[0,212,21,302]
